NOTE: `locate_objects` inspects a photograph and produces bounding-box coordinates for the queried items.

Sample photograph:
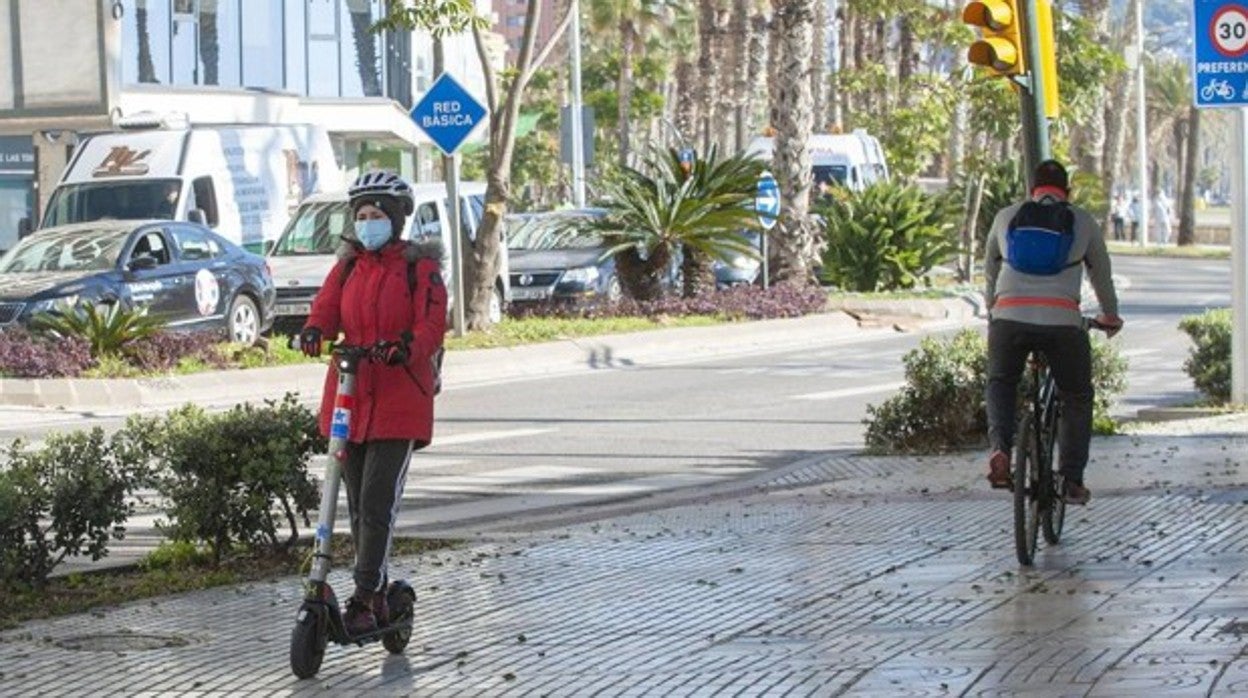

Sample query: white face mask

[354,219,392,250]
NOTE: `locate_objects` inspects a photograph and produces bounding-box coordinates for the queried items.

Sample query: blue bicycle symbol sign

[1199,77,1244,101]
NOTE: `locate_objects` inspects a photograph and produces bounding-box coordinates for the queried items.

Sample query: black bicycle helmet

[348,170,415,216]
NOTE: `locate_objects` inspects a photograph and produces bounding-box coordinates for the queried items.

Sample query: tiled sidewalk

[3,416,1247,696]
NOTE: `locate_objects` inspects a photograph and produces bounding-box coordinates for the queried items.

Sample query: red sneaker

[987,450,1012,489]
[1063,480,1091,505]
[344,595,378,637]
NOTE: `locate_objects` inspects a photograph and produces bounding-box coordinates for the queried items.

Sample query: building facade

[0,0,498,252]
[492,0,559,62]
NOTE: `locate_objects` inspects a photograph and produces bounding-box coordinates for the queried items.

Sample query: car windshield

[813,165,849,187]
[272,201,352,256]
[506,212,605,251]
[0,227,128,273]
[42,179,182,227]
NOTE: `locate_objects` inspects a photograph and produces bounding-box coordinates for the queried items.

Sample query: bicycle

[1012,318,1108,566]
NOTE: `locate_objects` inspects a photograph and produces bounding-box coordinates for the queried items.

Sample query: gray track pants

[342,439,413,595]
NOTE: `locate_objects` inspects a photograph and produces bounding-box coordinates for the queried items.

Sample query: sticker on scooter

[330,408,351,439]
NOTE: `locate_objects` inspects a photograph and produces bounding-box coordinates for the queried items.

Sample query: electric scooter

[289,340,417,679]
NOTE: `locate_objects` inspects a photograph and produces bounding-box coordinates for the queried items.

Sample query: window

[191,176,220,227]
[339,0,383,97]
[131,230,172,266]
[121,0,171,84]
[171,225,219,261]
[243,1,284,89]
[413,201,440,238]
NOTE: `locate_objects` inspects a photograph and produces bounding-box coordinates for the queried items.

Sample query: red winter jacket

[305,238,448,447]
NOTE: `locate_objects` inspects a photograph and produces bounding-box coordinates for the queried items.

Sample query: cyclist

[983,159,1122,505]
[298,171,448,636]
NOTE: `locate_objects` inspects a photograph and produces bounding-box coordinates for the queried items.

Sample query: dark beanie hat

[351,194,406,238]
[1033,159,1069,191]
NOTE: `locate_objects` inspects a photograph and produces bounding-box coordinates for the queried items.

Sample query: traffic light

[962,0,1025,77]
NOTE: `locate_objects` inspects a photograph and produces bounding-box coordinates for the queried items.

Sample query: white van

[40,124,341,252]
[266,182,510,332]
[747,130,890,192]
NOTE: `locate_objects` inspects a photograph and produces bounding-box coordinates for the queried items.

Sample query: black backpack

[1005,201,1078,275]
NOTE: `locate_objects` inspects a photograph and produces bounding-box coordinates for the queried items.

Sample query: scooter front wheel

[382,585,417,654]
[290,603,329,679]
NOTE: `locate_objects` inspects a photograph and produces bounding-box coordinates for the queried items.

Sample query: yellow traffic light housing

[963,0,1025,76]
[1035,0,1060,118]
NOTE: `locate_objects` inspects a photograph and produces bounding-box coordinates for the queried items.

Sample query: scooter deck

[334,618,414,647]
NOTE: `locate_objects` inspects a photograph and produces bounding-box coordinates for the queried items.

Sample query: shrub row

[0,393,325,589]
[1179,308,1231,404]
[863,328,1128,454]
[508,282,829,321]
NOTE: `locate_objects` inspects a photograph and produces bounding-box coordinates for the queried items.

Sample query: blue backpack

[1005,200,1077,275]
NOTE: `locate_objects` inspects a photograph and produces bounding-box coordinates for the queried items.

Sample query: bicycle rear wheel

[1013,417,1040,566]
[1041,406,1066,543]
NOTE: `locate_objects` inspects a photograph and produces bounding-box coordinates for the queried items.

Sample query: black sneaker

[1064,480,1091,505]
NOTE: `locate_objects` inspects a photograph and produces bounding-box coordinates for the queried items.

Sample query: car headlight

[561,266,600,284]
[28,294,80,315]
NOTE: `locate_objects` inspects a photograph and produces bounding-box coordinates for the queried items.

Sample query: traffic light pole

[1019,0,1050,184]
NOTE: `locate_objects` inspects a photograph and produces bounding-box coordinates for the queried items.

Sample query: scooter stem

[309,355,359,584]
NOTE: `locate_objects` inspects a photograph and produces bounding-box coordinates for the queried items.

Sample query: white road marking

[432,428,554,446]
[792,381,907,401]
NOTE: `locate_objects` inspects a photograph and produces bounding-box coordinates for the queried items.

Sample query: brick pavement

[1,415,1246,696]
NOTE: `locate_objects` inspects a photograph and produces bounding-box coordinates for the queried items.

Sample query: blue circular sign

[756,172,780,230]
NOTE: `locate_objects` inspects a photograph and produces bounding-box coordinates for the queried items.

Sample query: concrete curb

[0,306,915,410]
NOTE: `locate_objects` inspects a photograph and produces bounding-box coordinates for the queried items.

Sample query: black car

[506,209,682,305]
[0,221,276,344]
[506,209,623,304]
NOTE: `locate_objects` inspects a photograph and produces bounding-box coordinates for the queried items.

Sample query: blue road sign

[756,171,781,230]
[1193,1,1248,108]
[410,73,489,155]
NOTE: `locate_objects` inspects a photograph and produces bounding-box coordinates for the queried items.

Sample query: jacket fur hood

[336,236,445,263]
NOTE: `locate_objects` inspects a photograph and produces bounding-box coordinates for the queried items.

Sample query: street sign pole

[1234,108,1248,403]
[410,73,488,337]
[756,171,781,289]
[1193,0,1248,402]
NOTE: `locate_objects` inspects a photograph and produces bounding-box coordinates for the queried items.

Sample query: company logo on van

[93,146,151,177]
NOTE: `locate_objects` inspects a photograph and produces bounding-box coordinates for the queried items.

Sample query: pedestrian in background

[1110,193,1126,241]
[1153,191,1173,245]
[1127,195,1141,242]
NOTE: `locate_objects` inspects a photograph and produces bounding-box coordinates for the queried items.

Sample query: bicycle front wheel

[1013,417,1040,566]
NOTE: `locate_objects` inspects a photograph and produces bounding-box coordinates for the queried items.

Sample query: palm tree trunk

[810,0,827,131]
[731,0,752,151]
[199,2,219,86]
[675,57,699,146]
[768,0,819,285]
[747,13,770,134]
[681,245,717,297]
[698,0,721,153]
[1101,0,1141,233]
[1075,0,1112,175]
[617,21,637,167]
[1178,105,1200,246]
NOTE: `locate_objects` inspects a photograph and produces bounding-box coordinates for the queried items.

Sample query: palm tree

[1146,57,1191,239]
[766,0,820,285]
[590,146,765,300]
[589,0,679,167]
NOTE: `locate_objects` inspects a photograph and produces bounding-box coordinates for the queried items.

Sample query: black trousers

[342,439,413,595]
[986,319,1094,483]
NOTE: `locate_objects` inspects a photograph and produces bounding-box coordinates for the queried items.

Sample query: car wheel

[488,286,504,324]
[227,294,260,345]
[605,275,623,302]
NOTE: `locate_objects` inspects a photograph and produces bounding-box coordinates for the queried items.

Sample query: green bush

[1179,308,1232,403]
[0,429,148,589]
[864,328,1129,453]
[128,393,324,563]
[814,181,959,292]
[31,303,165,358]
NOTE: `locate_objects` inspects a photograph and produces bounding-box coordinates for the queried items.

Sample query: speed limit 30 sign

[1194,1,1248,107]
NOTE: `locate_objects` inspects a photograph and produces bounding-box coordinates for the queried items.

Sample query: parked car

[506,209,625,305]
[713,230,763,288]
[0,220,275,344]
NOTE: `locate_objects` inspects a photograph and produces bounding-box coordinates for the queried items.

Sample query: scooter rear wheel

[290,604,329,679]
[382,586,416,654]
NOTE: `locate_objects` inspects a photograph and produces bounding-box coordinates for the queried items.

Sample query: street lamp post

[569,0,586,208]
